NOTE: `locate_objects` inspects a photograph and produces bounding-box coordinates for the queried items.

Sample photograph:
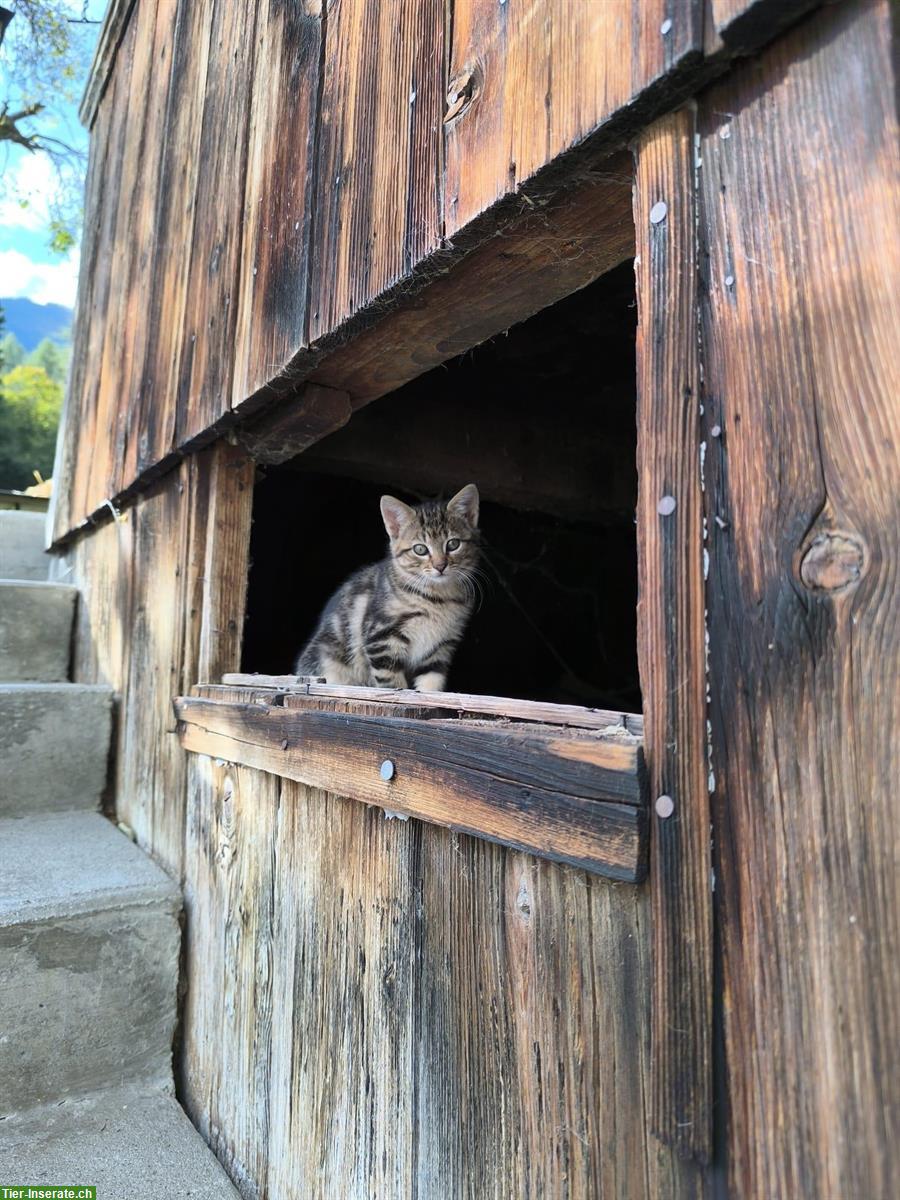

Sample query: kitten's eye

[413,544,429,556]
[446,538,461,552]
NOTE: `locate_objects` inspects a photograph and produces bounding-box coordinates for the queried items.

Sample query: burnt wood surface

[698,2,899,1195]
[634,107,713,1164]
[175,691,648,881]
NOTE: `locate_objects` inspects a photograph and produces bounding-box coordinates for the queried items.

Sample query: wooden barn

[8,0,896,1195]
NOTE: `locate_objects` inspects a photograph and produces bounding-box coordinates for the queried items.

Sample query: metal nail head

[656,794,675,819]
[660,18,673,35]
[658,495,676,516]
[380,759,396,781]
[649,200,668,225]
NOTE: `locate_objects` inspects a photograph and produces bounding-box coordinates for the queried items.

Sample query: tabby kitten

[294,484,480,691]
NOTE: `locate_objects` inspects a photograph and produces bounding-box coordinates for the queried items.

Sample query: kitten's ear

[447,483,479,528]
[380,495,416,540]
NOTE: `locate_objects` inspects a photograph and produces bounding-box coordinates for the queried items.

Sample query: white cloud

[0,247,80,307]
[0,153,56,233]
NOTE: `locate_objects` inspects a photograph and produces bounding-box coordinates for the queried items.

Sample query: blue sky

[0,1,106,309]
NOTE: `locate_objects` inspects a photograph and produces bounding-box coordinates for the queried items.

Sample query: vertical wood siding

[180,760,709,1199]
[57,454,708,1198]
[445,0,701,235]
[696,1,899,1194]
[52,0,707,543]
[53,441,254,881]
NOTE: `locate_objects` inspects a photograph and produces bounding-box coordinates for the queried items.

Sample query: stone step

[0,580,77,681]
[0,683,113,817]
[0,510,50,580]
[2,1083,240,1198]
[0,811,181,1111]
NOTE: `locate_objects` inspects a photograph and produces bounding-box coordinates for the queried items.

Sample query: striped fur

[295,484,481,691]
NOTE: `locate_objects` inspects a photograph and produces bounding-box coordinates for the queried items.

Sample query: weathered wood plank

[263,783,419,1197]
[84,0,161,516]
[231,0,324,407]
[634,108,712,1161]
[67,17,137,531]
[174,0,258,446]
[306,0,444,342]
[182,757,280,1198]
[197,443,255,684]
[698,2,900,1194]
[136,0,215,475]
[175,695,648,881]
[117,0,180,493]
[444,0,702,236]
[116,463,191,873]
[219,675,644,734]
[79,0,137,127]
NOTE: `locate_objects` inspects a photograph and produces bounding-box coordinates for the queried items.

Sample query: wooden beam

[175,692,649,882]
[289,375,636,522]
[237,383,352,465]
[706,0,823,54]
[304,157,635,405]
[634,107,713,1162]
[219,675,644,734]
[79,0,137,128]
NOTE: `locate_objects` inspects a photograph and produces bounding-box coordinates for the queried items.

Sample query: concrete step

[0,811,181,1110]
[0,580,76,681]
[2,1084,241,1198]
[0,683,113,817]
[0,510,50,580]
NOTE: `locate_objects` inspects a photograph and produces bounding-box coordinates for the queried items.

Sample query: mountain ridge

[1,297,73,352]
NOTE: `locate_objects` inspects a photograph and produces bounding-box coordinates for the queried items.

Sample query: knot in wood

[798,532,865,593]
[445,66,479,123]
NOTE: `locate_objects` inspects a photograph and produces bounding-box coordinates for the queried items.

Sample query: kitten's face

[380,484,480,591]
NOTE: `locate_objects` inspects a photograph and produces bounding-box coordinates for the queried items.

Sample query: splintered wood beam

[219,674,644,734]
[174,691,649,882]
[237,383,352,464]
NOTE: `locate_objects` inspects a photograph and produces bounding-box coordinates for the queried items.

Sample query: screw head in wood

[649,200,668,225]
[656,794,675,819]
[380,759,396,781]
[657,495,676,516]
[660,18,673,35]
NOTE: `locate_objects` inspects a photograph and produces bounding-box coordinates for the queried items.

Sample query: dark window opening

[242,259,639,711]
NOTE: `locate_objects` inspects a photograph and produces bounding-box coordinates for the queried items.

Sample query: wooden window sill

[174,678,648,883]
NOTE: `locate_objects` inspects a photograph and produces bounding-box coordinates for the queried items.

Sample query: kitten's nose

[434,557,448,574]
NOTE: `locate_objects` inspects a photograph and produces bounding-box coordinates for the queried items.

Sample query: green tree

[0,332,27,371]
[27,335,69,383]
[0,3,99,249]
[0,363,62,489]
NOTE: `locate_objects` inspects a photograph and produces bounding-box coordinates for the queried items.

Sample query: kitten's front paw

[413,672,446,693]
